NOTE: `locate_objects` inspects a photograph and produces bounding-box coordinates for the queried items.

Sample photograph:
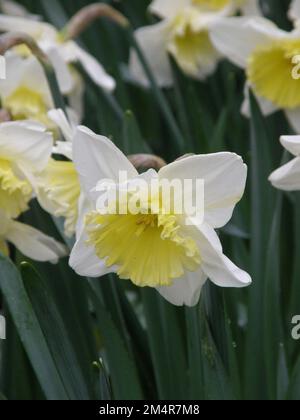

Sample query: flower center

[3,86,52,127]
[247,39,300,108]
[167,11,217,77]
[0,158,32,218]
[85,203,201,288]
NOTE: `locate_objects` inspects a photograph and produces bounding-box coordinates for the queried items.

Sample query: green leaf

[40,0,68,28]
[141,289,188,400]
[263,190,285,399]
[0,255,69,400]
[245,90,276,400]
[287,354,300,400]
[21,263,91,400]
[88,281,144,400]
[122,110,150,154]
[199,301,236,400]
[185,307,204,400]
[0,392,7,400]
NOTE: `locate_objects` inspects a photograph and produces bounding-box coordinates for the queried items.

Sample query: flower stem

[128,154,166,171]
[62,3,129,40]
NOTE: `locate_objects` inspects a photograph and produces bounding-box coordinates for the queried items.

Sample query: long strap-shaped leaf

[0,255,68,400]
[21,263,91,400]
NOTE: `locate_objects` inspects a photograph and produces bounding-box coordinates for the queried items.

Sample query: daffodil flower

[0,210,67,263]
[0,13,116,95]
[36,109,81,237]
[68,127,251,307]
[269,135,300,190]
[0,54,55,128]
[129,0,261,87]
[210,15,300,132]
[0,120,53,219]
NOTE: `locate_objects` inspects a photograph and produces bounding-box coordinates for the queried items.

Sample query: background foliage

[0,0,299,400]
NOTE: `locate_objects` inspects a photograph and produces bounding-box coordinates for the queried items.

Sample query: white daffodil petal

[210,16,282,68]
[70,43,116,92]
[53,141,73,160]
[156,267,207,307]
[73,126,138,199]
[129,20,173,88]
[22,57,54,108]
[76,192,93,234]
[197,224,252,288]
[289,0,300,22]
[6,220,67,263]
[0,121,53,172]
[241,0,262,16]
[241,85,279,117]
[48,108,74,142]
[69,229,116,277]
[280,135,300,156]
[46,47,74,95]
[67,73,85,122]
[0,54,24,97]
[149,0,189,19]
[269,157,300,191]
[159,153,247,229]
[0,14,55,36]
[285,108,300,134]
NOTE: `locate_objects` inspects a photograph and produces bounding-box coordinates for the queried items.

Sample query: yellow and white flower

[0,120,53,219]
[36,109,81,237]
[129,0,261,86]
[0,13,116,95]
[0,210,67,263]
[68,127,251,307]
[0,54,55,127]
[210,15,300,132]
[269,135,300,190]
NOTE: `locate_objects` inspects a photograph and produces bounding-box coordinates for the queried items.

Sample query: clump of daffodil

[68,126,251,307]
[0,54,56,128]
[0,119,53,218]
[269,135,300,191]
[0,11,116,97]
[129,0,261,87]
[36,109,81,238]
[210,13,300,132]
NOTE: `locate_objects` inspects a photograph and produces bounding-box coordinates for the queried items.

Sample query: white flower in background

[210,16,300,133]
[129,0,261,87]
[0,210,67,263]
[36,109,81,237]
[150,0,261,17]
[68,126,251,307]
[0,0,39,19]
[269,135,300,190]
[0,120,53,219]
[0,13,116,95]
[0,54,55,128]
[289,0,300,25]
